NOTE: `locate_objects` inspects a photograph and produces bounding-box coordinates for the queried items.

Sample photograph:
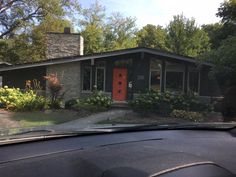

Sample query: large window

[166,72,184,92]
[82,66,92,91]
[150,60,162,91]
[188,71,199,93]
[165,62,184,93]
[96,67,105,91]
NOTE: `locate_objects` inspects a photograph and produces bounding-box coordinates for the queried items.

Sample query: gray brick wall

[46,62,81,101]
[46,33,84,59]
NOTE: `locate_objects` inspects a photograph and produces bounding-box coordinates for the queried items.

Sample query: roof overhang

[0,48,213,72]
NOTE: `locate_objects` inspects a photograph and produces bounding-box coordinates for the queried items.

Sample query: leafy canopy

[166,14,210,57]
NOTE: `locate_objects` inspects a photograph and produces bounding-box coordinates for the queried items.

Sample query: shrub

[172,93,212,112]
[170,109,203,122]
[129,90,211,116]
[44,74,64,108]
[0,86,49,111]
[83,90,112,108]
[72,90,112,112]
[65,99,79,109]
[129,90,173,116]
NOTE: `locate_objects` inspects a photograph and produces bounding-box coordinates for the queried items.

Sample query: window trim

[149,68,162,91]
[165,70,185,92]
[82,66,92,92]
[95,66,106,92]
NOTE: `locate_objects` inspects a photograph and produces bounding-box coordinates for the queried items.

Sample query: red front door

[112,68,127,101]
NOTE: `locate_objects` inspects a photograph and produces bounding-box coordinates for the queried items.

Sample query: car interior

[0,128,236,177]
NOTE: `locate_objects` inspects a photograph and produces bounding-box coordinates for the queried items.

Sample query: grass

[10,109,81,127]
[96,112,224,125]
[96,113,189,125]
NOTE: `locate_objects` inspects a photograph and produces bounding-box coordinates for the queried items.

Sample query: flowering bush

[170,109,203,122]
[0,86,48,111]
[84,90,112,108]
[44,74,64,108]
[129,90,211,116]
[129,90,173,115]
[69,90,112,113]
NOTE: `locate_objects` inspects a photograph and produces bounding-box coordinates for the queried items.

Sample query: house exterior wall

[46,62,81,101]
[132,56,150,93]
[46,33,84,59]
[1,67,46,89]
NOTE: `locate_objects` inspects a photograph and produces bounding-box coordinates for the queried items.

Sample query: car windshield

[0,0,235,142]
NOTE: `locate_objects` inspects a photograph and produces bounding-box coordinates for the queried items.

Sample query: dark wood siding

[132,53,150,93]
[1,66,46,89]
[105,59,113,92]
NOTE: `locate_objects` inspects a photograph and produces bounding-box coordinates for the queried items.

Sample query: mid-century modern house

[0,28,220,101]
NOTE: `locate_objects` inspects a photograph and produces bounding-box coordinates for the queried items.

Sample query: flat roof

[0,47,213,72]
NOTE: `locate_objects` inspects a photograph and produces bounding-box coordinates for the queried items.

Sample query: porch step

[111,101,130,109]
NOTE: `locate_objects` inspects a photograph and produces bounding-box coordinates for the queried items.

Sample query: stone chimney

[46,27,84,59]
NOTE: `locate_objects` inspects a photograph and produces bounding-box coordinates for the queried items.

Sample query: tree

[0,16,72,64]
[217,0,236,24]
[79,0,105,54]
[104,12,137,50]
[202,23,224,49]
[203,36,236,89]
[0,0,76,39]
[0,0,76,63]
[81,24,104,54]
[201,0,236,89]
[166,14,210,57]
[78,1,138,54]
[136,24,167,50]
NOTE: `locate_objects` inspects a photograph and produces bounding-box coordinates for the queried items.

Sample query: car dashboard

[0,129,236,177]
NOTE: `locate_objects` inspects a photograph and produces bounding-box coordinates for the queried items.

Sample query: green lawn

[10,109,81,127]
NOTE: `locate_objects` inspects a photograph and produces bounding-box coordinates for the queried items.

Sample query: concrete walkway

[53,109,132,130]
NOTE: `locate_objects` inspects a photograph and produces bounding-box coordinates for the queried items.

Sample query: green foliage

[83,90,112,108]
[202,36,236,87]
[72,90,112,112]
[201,0,236,90]
[0,0,78,39]
[170,110,203,122]
[0,86,48,111]
[136,24,167,50]
[202,23,226,49]
[65,99,79,109]
[217,0,236,24]
[0,0,77,63]
[103,12,137,50]
[129,90,211,116]
[166,14,210,57]
[81,24,104,54]
[79,1,137,54]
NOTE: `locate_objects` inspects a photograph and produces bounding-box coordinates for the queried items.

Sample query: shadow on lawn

[9,109,81,127]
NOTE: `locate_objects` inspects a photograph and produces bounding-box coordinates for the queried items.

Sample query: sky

[79,0,224,28]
